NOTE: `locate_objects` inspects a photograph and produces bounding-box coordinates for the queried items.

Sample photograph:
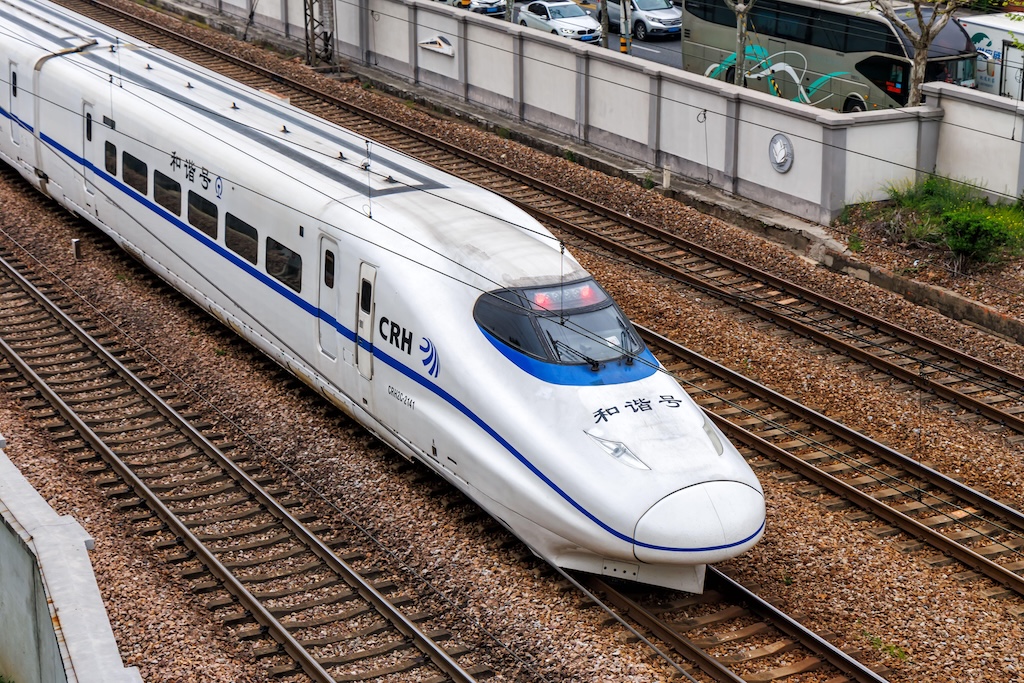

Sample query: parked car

[518,1,603,42]
[449,0,507,16]
[600,0,682,40]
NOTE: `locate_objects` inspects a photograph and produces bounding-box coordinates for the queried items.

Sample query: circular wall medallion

[768,133,794,173]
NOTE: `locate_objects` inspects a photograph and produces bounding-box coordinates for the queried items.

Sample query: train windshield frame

[474,279,644,366]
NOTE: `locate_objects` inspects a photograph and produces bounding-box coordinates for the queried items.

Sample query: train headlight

[587,433,649,470]
[702,413,724,456]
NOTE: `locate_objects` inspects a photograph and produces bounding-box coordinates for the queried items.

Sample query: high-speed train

[0,0,765,592]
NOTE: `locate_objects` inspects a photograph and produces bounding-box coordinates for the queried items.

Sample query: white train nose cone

[633,481,765,564]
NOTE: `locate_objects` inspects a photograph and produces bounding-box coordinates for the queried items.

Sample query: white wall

[927,83,1024,202]
[843,109,923,204]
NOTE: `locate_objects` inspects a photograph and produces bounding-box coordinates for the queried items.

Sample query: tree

[871,0,969,107]
[721,0,755,86]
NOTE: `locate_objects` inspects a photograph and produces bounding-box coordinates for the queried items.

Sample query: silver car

[600,0,682,40]
[518,1,603,42]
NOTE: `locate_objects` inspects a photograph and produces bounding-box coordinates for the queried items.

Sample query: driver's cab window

[474,279,644,367]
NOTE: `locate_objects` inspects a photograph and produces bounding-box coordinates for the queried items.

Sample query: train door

[82,102,98,215]
[355,263,377,410]
[9,62,21,146]
[317,236,339,360]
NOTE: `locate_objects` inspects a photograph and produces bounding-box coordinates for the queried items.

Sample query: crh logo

[420,337,440,378]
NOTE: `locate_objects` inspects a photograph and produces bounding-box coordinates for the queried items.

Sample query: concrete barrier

[0,436,141,683]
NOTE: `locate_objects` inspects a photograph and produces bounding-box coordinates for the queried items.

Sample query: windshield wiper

[620,331,635,366]
[547,331,600,371]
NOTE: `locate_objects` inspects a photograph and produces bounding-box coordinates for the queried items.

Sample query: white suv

[600,0,682,40]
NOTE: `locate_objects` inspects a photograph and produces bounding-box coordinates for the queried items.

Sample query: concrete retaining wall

[189,0,1024,222]
[0,437,141,683]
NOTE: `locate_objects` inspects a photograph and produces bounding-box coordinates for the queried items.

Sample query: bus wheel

[843,95,867,113]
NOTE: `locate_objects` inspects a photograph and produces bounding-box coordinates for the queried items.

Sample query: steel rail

[582,577,745,683]
[584,574,889,683]
[719,413,1024,596]
[0,254,478,683]
[705,568,890,683]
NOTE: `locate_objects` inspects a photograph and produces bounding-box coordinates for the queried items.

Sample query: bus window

[809,12,845,52]
[749,2,777,35]
[856,56,909,105]
[775,4,810,41]
[846,16,902,56]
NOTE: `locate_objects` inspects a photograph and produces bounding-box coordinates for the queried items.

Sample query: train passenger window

[360,279,372,313]
[105,142,117,175]
[187,191,217,239]
[225,213,258,264]
[324,250,335,288]
[86,113,92,142]
[266,237,302,292]
[122,152,148,195]
[154,171,181,215]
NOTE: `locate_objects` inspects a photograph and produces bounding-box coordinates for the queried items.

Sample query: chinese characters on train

[593,395,683,423]
[171,152,223,197]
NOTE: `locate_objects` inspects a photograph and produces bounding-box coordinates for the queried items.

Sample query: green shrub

[888,175,981,215]
[843,175,1024,274]
[988,203,1024,254]
[940,208,1012,272]
[847,227,864,252]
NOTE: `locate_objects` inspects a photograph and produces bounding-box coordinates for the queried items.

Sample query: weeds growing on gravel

[863,631,909,661]
[841,176,1024,274]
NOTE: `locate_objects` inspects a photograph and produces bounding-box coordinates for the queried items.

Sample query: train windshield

[474,279,644,366]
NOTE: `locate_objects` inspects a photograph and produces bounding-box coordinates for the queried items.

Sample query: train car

[0,0,765,592]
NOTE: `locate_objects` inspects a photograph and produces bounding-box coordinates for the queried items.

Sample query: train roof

[8,0,584,291]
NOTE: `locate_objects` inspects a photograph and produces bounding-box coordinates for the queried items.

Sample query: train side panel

[2,41,41,186]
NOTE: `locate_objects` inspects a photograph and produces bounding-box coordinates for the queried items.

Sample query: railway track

[637,324,1024,601]
[54,0,1024,442]
[579,568,891,683]
[0,246,489,682]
